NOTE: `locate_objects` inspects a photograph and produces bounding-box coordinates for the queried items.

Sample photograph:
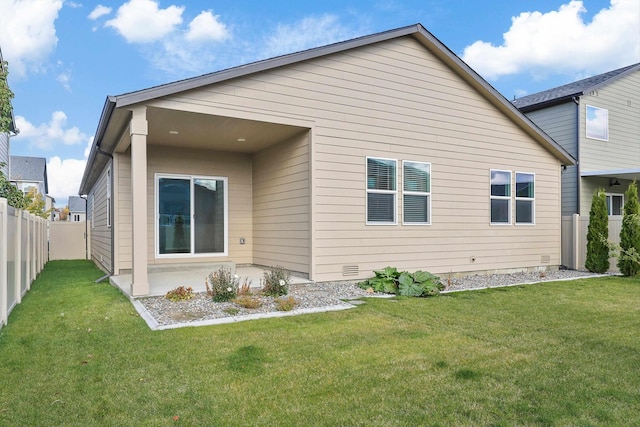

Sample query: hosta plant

[164,285,194,302]
[358,267,444,297]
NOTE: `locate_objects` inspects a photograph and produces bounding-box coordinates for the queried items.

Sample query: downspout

[572,96,580,215]
[95,143,115,282]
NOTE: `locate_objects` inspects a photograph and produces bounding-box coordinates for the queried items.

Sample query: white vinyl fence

[561,214,622,271]
[0,198,48,328]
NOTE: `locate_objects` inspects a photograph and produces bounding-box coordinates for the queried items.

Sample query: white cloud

[105,0,184,43]
[88,5,112,20]
[263,15,361,58]
[47,156,87,203]
[185,10,229,42]
[462,0,640,80]
[57,71,71,91]
[0,0,62,77]
[14,112,90,151]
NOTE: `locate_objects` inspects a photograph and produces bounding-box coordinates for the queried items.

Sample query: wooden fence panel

[561,215,621,272]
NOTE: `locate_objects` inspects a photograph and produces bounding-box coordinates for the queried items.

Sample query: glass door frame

[154,173,229,258]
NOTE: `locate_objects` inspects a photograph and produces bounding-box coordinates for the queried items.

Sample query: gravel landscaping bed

[135,269,605,328]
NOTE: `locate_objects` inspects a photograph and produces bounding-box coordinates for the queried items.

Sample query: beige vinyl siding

[114,151,132,273]
[144,146,253,266]
[526,102,578,215]
[253,132,310,275]
[139,36,563,281]
[88,162,112,273]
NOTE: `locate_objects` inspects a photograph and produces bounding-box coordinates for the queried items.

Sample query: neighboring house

[68,195,86,222]
[79,24,574,296]
[9,155,53,213]
[0,47,18,177]
[513,63,640,217]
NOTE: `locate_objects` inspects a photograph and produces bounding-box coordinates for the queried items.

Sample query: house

[79,24,574,296]
[9,156,54,214]
[67,195,86,222]
[513,63,640,217]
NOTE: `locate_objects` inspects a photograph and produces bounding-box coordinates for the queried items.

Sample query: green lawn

[1,260,639,426]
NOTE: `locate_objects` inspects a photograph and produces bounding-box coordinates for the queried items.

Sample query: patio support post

[130,107,149,296]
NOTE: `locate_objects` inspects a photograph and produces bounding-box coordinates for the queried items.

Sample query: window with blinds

[490,169,511,224]
[366,157,397,224]
[515,172,535,224]
[403,161,431,224]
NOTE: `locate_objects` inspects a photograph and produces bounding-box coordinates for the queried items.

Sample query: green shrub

[261,266,290,297]
[206,268,239,302]
[618,181,640,276]
[585,188,610,273]
[358,267,444,297]
[164,285,194,302]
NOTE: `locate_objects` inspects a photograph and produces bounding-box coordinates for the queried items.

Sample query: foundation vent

[342,265,359,276]
[541,255,551,264]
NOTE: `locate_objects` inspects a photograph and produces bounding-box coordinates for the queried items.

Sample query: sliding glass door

[157,174,227,256]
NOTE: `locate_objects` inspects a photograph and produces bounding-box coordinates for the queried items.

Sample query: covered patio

[109,263,312,298]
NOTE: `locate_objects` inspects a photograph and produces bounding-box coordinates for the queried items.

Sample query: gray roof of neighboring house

[10,155,49,193]
[513,63,640,111]
[68,196,85,212]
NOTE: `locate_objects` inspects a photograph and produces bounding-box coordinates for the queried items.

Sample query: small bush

[223,307,240,316]
[358,267,444,297]
[237,279,252,296]
[164,286,194,302]
[618,181,640,276]
[262,266,290,297]
[233,295,263,309]
[275,296,298,311]
[206,268,239,302]
[585,188,610,273]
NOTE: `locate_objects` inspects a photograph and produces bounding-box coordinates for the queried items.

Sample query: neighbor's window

[606,194,623,216]
[403,161,431,224]
[586,105,609,141]
[515,172,535,224]
[367,157,397,224]
[490,169,511,224]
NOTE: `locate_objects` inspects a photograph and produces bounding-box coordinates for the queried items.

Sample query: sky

[1,0,639,208]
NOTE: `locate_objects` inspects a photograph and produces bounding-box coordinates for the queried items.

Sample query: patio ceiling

[145,106,309,153]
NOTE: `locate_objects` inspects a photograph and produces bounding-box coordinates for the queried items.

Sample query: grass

[1,260,639,426]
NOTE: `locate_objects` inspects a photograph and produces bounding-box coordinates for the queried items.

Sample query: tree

[0,57,14,133]
[24,187,51,219]
[618,181,640,276]
[585,188,609,273]
[59,206,70,221]
[0,162,26,208]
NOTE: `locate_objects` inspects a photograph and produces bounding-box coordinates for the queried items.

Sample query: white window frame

[155,173,229,258]
[515,171,535,225]
[366,157,397,225]
[586,105,609,141]
[606,193,624,216]
[490,169,512,225]
[402,160,431,225]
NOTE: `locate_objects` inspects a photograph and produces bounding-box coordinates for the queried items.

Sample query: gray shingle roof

[513,63,640,111]
[68,196,85,212]
[10,156,48,193]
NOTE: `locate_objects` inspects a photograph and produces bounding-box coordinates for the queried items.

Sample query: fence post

[572,213,580,270]
[14,208,22,305]
[0,199,7,326]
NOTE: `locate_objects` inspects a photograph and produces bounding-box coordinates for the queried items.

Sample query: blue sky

[1,0,639,207]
